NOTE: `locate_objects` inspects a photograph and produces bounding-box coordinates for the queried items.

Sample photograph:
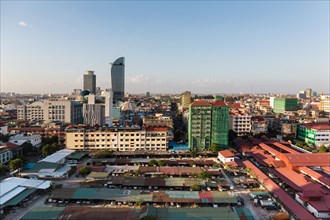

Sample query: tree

[0,164,6,177]
[148,159,157,166]
[157,160,165,167]
[197,171,212,180]
[9,158,23,171]
[22,142,36,156]
[190,184,201,191]
[0,134,10,142]
[134,169,141,176]
[136,199,144,207]
[42,143,59,157]
[319,145,327,153]
[295,141,305,148]
[210,143,219,153]
[79,166,91,176]
[190,149,198,158]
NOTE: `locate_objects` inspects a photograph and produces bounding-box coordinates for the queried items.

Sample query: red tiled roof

[218,150,235,158]
[228,103,241,109]
[190,100,212,107]
[278,153,330,167]
[242,160,317,220]
[212,100,227,107]
[90,166,105,172]
[299,167,330,187]
[299,122,330,130]
[272,142,301,154]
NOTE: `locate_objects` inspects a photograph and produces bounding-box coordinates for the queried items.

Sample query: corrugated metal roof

[40,149,75,163]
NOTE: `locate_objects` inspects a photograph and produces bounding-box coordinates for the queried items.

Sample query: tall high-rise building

[305,88,312,98]
[188,100,229,151]
[83,71,96,94]
[111,57,125,102]
[181,91,191,108]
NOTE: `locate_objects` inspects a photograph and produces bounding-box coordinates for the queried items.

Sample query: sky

[1,1,329,95]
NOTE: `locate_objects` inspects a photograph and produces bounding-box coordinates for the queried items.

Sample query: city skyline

[1,1,329,94]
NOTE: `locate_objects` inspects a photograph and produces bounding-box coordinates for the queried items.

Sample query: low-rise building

[0,146,12,164]
[218,150,235,164]
[296,122,330,147]
[0,123,8,135]
[143,113,173,128]
[65,126,168,151]
[9,134,42,148]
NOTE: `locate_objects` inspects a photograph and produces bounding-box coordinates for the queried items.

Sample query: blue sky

[1,1,329,94]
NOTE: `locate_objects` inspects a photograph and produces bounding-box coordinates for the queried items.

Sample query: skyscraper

[181,91,191,108]
[83,71,96,94]
[111,57,125,102]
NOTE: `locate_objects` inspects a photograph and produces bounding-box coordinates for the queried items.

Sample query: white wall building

[9,134,42,148]
[230,114,252,136]
[218,150,235,164]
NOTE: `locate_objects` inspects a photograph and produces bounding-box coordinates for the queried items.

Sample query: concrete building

[17,102,44,121]
[230,113,252,136]
[0,124,8,135]
[111,57,125,103]
[17,100,83,124]
[320,95,330,113]
[181,91,191,108]
[305,88,312,98]
[83,71,96,94]
[0,146,12,164]
[103,90,113,126]
[218,150,235,164]
[296,122,330,147]
[83,104,105,126]
[65,126,168,151]
[273,98,298,114]
[188,100,229,151]
[143,113,173,128]
[9,134,42,148]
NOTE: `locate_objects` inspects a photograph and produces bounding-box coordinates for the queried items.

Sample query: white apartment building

[66,126,168,151]
[229,113,252,136]
[17,100,83,124]
[9,134,42,148]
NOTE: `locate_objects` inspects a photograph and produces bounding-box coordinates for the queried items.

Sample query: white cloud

[18,21,29,27]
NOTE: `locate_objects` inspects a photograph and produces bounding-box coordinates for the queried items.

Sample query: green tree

[190,149,198,158]
[79,166,92,176]
[136,199,144,207]
[197,171,212,180]
[190,184,201,191]
[210,143,219,153]
[157,160,165,166]
[9,158,23,171]
[296,141,305,148]
[319,145,327,153]
[22,142,36,156]
[42,143,59,157]
[0,164,6,177]
[148,159,157,166]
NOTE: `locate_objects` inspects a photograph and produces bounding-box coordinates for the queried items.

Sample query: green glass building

[273,98,298,114]
[188,100,229,151]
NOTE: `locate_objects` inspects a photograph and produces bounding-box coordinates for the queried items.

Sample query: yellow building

[181,91,191,108]
[65,126,168,151]
[320,95,330,113]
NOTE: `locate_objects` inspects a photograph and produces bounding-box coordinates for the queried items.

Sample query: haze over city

[1,1,329,94]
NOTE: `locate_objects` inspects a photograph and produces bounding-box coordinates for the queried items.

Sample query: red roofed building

[296,122,330,147]
[218,150,235,164]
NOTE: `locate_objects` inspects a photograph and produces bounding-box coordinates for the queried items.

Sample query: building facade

[230,114,252,136]
[296,122,330,147]
[83,104,105,126]
[83,71,96,94]
[273,98,298,114]
[111,57,125,103]
[320,95,330,113]
[181,91,192,108]
[65,126,168,151]
[188,100,229,151]
[17,100,83,124]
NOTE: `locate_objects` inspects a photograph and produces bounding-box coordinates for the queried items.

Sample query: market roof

[40,149,75,163]
[20,207,65,220]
